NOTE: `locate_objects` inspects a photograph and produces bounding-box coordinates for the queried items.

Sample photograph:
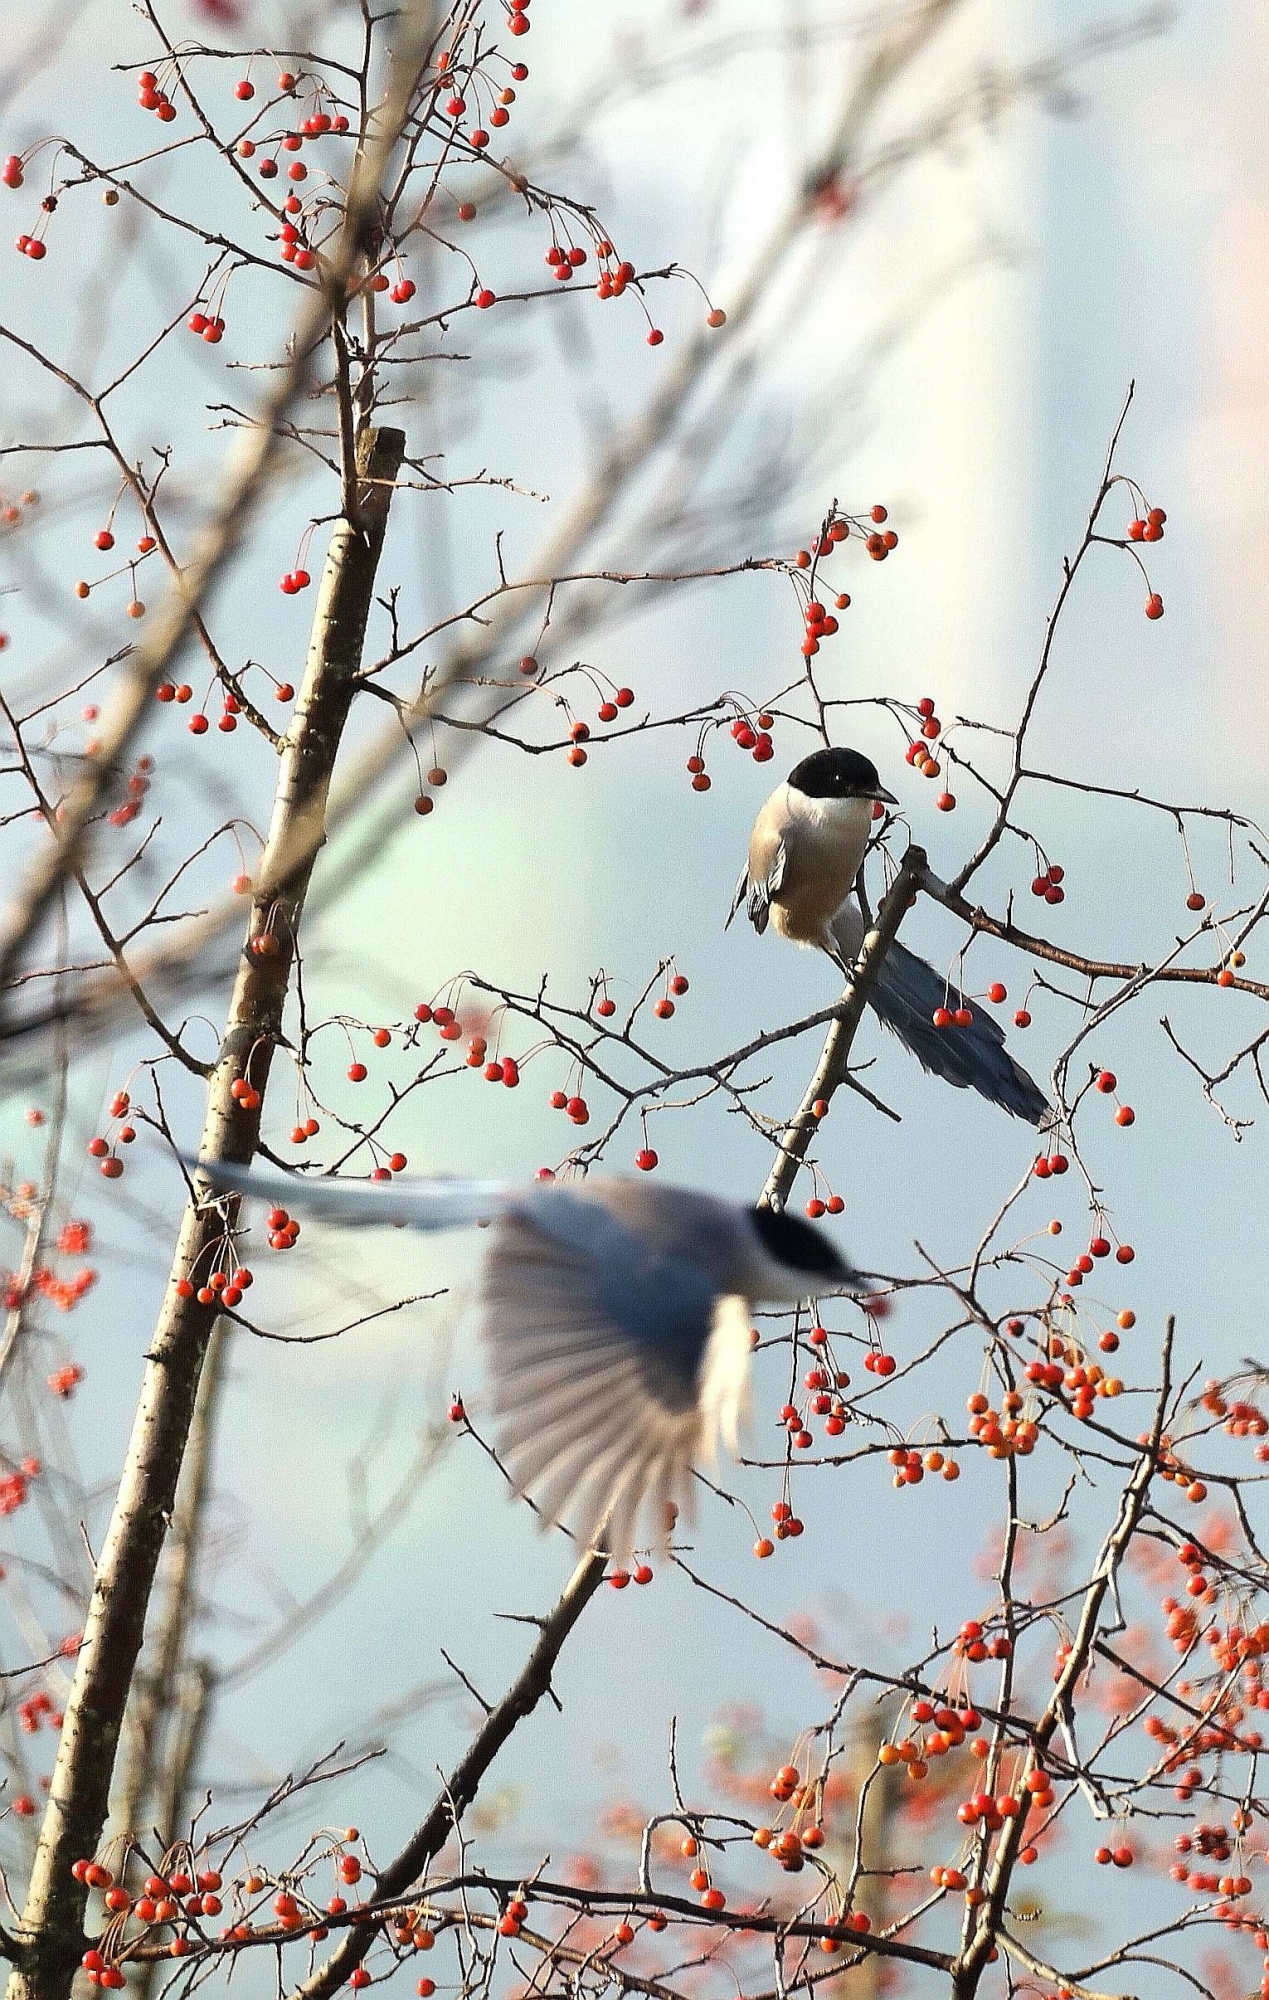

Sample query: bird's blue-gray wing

[484,1193,724,1560]
[744,836,786,935]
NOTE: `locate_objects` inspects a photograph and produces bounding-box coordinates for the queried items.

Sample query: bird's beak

[871,786,898,807]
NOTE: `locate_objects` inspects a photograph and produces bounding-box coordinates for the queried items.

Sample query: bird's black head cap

[750,1203,851,1284]
[788,746,886,800]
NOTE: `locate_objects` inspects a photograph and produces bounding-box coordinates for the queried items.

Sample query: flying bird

[727,745,1048,1125]
[193,1160,869,1559]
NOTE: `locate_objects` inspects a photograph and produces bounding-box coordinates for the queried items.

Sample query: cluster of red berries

[18,1688,60,1733]
[3,155,23,188]
[888,1444,961,1488]
[135,69,177,120]
[229,1071,263,1112]
[800,594,845,660]
[1127,505,1166,544]
[751,1820,827,1873]
[412,763,449,815]
[238,100,349,183]
[929,1864,972,1892]
[962,1762,1052,1830]
[931,1000,974,1031]
[75,1856,227,1987]
[752,1499,806,1558]
[1062,1228,1135,1290]
[279,566,312,593]
[28,1254,96,1314]
[878,1699,984,1776]
[154,680,193,707]
[780,1358,851,1450]
[749,1764,827,1857]
[1094,1067,1136,1127]
[1030,861,1065,904]
[688,715,776,792]
[1216,945,1246,988]
[265,1205,301,1252]
[544,240,591,279]
[1021,1354,1123,1418]
[0,484,38,530]
[904,696,954,804]
[70,527,153,618]
[793,502,895,572]
[862,1343,897,1376]
[1091,1841,1136,1868]
[547,1088,588,1126]
[15,231,47,260]
[439,60,520,152]
[679,1851,726,1911]
[729,711,776,760]
[607,1562,654,1588]
[956,1781,1026,1829]
[1199,1378,1268,1442]
[47,1362,85,1398]
[176,1262,253,1308]
[495,1893,530,1940]
[653,973,688,1019]
[1147,1432,1210,1506]
[411,1001,521,1086]
[413,1000,460,1041]
[0,1459,39,1517]
[189,692,243,740]
[186,310,226,343]
[472,1047,518,1086]
[592,684,635,723]
[107,755,153,829]
[87,1091,135,1179]
[1170,1819,1250,1892]
[804,1191,844,1219]
[952,1616,1011,1662]
[965,1388,1042,1455]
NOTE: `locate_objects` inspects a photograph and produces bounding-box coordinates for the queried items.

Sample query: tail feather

[827,902,1049,1125]
[869,940,1049,1125]
[187,1156,511,1230]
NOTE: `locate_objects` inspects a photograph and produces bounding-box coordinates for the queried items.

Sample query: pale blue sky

[0,2,1265,1989]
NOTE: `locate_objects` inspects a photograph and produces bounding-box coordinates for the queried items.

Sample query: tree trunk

[5,424,405,2000]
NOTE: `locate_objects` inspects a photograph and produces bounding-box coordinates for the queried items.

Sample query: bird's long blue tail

[867,940,1049,1125]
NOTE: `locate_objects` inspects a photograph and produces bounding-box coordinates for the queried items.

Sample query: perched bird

[193,1160,869,1559]
[728,745,1049,1125]
[727,745,896,959]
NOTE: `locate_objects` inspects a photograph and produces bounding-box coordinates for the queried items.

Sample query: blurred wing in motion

[482,1192,741,1563]
[192,1157,748,1560]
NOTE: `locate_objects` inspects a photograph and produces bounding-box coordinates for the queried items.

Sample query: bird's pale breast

[769,792,871,946]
